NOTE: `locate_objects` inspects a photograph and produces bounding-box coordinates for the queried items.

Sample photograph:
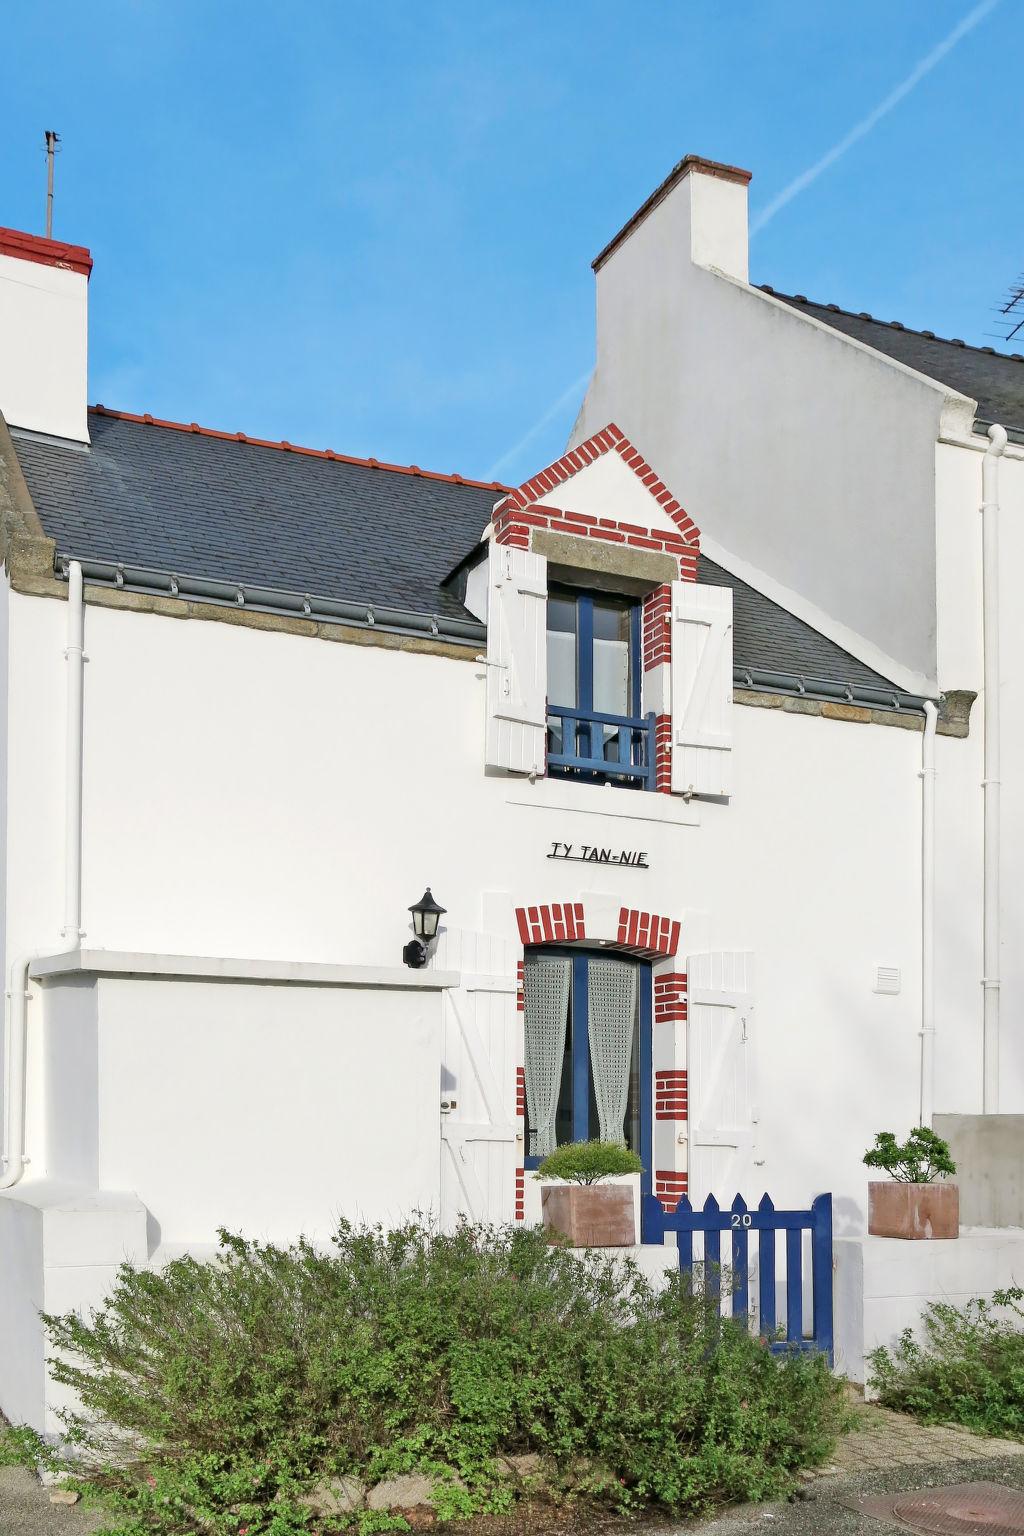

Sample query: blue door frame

[642,1191,834,1364]
[524,949,653,1208]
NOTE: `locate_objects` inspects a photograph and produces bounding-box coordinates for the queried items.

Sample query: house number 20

[730,1213,752,1228]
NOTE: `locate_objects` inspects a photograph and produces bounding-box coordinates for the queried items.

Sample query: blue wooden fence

[642,1191,834,1364]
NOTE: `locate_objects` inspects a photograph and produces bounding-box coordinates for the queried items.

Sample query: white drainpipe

[982,424,1007,1114]
[0,560,85,1189]
[919,698,938,1127]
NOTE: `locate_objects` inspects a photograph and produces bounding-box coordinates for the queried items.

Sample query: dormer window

[545,586,655,789]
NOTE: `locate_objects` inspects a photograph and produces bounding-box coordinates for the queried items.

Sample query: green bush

[863,1127,956,1183]
[0,1420,54,1470]
[534,1139,644,1184]
[44,1220,844,1534]
[869,1285,1024,1438]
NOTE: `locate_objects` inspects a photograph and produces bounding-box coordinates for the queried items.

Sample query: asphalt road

[677,1451,1024,1534]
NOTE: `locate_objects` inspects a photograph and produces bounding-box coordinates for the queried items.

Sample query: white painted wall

[3,590,950,1227]
[573,165,973,694]
[835,1228,1024,1385]
[0,253,89,443]
[935,438,1024,1113]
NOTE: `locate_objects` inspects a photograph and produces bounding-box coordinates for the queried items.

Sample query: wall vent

[874,965,901,995]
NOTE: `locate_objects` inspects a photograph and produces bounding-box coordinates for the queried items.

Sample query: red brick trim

[653,714,672,795]
[0,226,93,278]
[616,908,681,958]
[515,903,586,946]
[654,972,687,1024]
[515,1166,525,1222]
[89,406,511,491]
[655,1069,688,1121]
[494,422,700,546]
[516,960,525,1013]
[643,584,672,671]
[515,1066,526,1119]
[654,1170,688,1213]
[493,500,697,581]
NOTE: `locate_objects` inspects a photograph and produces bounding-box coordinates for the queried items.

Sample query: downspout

[919,699,937,1126]
[0,560,85,1188]
[982,424,1007,1114]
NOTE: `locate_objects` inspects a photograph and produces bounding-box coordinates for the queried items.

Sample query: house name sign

[547,841,649,869]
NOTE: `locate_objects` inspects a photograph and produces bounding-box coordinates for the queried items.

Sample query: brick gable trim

[494,422,700,546]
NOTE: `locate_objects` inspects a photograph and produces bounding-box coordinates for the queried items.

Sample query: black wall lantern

[403,888,446,969]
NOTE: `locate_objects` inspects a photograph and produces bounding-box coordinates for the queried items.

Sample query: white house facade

[0,213,1006,1429]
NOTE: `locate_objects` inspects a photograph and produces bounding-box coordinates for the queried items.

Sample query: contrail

[750,0,1000,236]
[487,370,591,482]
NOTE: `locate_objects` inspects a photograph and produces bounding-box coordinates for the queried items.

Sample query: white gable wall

[573,164,972,694]
[534,448,689,538]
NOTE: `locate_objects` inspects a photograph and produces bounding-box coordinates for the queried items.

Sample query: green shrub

[45,1220,844,1535]
[863,1127,956,1183]
[869,1285,1024,1438]
[0,1420,54,1470]
[534,1139,644,1184]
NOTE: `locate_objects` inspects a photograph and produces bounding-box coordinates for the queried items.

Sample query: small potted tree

[864,1127,959,1239]
[534,1140,643,1247]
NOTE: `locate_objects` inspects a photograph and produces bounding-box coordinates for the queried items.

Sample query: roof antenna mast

[44,130,60,239]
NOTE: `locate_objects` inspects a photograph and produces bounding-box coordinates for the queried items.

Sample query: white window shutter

[670,581,733,797]
[686,950,756,1204]
[485,542,547,774]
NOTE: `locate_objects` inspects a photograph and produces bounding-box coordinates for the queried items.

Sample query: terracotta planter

[541,1183,636,1247]
[868,1180,959,1240]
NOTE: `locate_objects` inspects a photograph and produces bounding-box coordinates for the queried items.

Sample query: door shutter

[686,951,756,1203]
[670,582,733,797]
[434,927,520,1227]
[485,543,548,775]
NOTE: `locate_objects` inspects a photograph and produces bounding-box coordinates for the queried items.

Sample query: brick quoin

[643,584,673,671]
[654,1170,688,1213]
[654,972,688,1023]
[514,1167,525,1222]
[515,1066,526,1118]
[655,1069,688,1121]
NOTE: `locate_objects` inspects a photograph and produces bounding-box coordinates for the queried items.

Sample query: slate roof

[764,288,1024,438]
[9,407,912,702]
[697,553,895,693]
[12,409,501,624]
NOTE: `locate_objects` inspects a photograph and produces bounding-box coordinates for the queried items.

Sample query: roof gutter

[56,555,487,648]
[55,559,927,715]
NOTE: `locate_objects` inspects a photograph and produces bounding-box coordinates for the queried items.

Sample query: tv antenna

[994,273,1024,345]
[44,130,60,239]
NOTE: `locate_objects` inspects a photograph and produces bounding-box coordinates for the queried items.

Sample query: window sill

[506,777,699,827]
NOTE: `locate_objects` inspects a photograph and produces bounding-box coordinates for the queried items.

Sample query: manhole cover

[855,1482,1024,1535]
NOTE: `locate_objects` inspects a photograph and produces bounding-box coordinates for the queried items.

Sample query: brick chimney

[0,227,92,443]
[592,154,751,284]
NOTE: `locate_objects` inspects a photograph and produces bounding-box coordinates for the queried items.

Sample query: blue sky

[3,1,1020,485]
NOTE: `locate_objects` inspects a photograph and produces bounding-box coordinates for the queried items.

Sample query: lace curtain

[524,957,571,1157]
[587,956,638,1144]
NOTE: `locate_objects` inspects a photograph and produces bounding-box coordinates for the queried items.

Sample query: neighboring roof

[764,287,1024,439]
[9,406,916,706]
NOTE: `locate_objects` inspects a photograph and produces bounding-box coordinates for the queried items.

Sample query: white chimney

[0,227,91,443]
[592,154,751,284]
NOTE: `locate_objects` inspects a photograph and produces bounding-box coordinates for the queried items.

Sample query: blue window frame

[523,947,652,1207]
[546,587,657,789]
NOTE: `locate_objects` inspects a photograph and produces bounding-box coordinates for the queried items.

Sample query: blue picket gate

[642,1191,834,1364]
